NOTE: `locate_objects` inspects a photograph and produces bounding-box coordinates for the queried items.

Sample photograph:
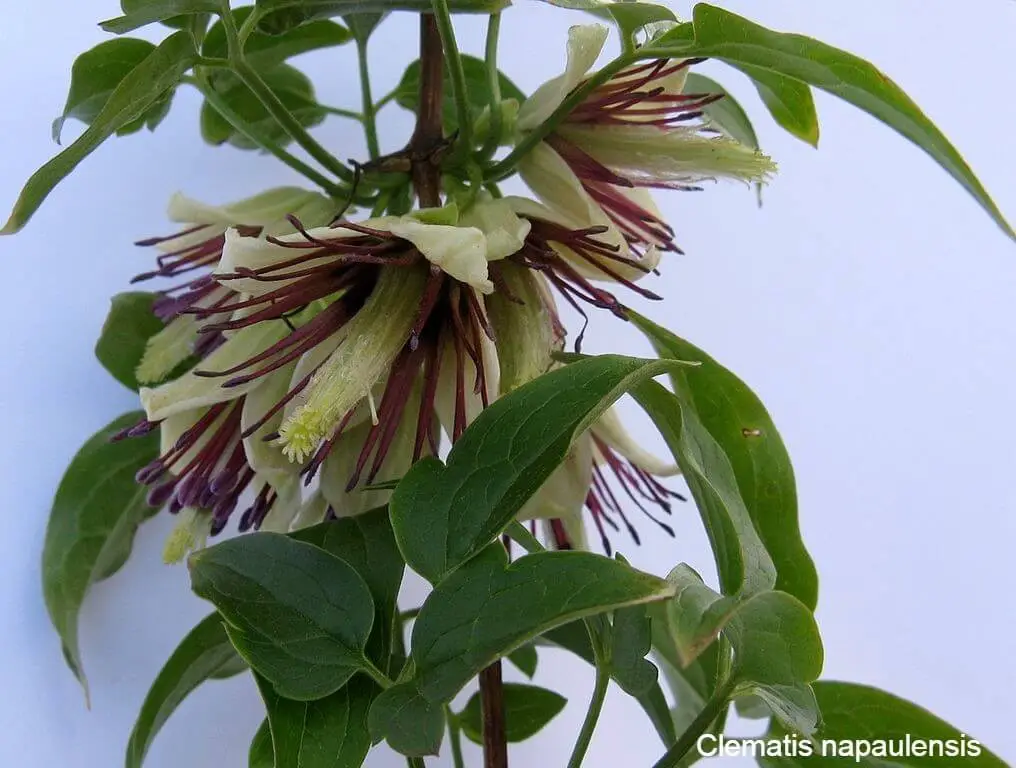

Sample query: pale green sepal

[136,315,199,385]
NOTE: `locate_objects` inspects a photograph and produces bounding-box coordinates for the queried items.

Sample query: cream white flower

[516,24,776,257]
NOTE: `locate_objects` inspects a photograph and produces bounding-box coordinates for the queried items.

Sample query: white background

[1,2,1014,766]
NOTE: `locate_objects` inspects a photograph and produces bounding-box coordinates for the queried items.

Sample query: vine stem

[430,0,472,159]
[409,15,446,207]
[478,13,504,161]
[479,662,509,768]
[650,680,736,768]
[356,38,381,159]
[566,666,610,768]
[217,0,354,184]
[184,74,347,198]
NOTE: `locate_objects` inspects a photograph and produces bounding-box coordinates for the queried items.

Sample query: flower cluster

[116,28,773,559]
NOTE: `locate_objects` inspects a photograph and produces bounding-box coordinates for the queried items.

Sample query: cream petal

[434,313,501,439]
[518,142,624,248]
[519,431,594,520]
[258,477,304,533]
[279,266,427,462]
[136,314,200,385]
[517,24,609,131]
[591,406,680,477]
[560,124,777,185]
[242,361,302,482]
[486,262,557,394]
[162,507,212,563]
[458,197,531,261]
[167,187,330,227]
[215,227,334,297]
[387,219,493,293]
[291,490,330,530]
[140,321,287,421]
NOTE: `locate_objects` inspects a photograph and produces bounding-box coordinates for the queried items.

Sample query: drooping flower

[516,24,776,257]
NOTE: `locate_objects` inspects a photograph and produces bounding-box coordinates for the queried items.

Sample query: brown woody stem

[479,661,509,768]
[410,15,446,208]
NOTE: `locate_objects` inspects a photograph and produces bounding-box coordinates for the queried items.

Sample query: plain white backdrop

[1,2,1014,766]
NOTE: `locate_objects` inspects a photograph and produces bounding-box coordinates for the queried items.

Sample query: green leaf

[659,566,822,736]
[459,683,567,744]
[507,644,538,678]
[249,720,274,768]
[633,379,777,601]
[608,602,658,698]
[42,411,159,695]
[739,682,820,738]
[395,54,526,133]
[740,65,819,147]
[255,673,376,768]
[126,613,246,768]
[631,311,817,609]
[200,63,325,150]
[648,4,1014,240]
[409,544,675,704]
[203,6,352,67]
[544,620,676,746]
[291,510,406,673]
[683,73,759,151]
[254,0,509,35]
[188,532,375,701]
[101,0,221,34]
[602,3,676,46]
[94,292,164,392]
[2,32,197,235]
[390,355,689,584]
[52,39,160,143]
[760,682,1007,767]
[367,684,446,757]
[341,12,386,42]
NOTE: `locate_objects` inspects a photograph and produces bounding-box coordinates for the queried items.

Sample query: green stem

[651,681,736,768]
[218,0,354,184]
[400,606,422,622]
[356,38,381,159]
[360,657,395,690]
[566,666,610,768]
[374,87,399,111]
[235,60,355,182]
[430,0,473,158]
[408,758,427,768]
[478,13,503,161]
[447,710,467,768]
[484,52,636,182]
[320,104,364,121]
[185,75,346,198]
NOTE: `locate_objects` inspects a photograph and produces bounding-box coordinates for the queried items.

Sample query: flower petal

[559,124,778,185]
[520,431,593,523]
[140,321,287,421]
[387,218,494,293]
[242,361,302,482]
[279,266,427,462]
[136,315,200,385]
[258,477,304,533]
[167,187,332,227]
[434,307,501,439]
[591,406,679,477]
[517,24,609,131]
[459,196,532,262]
[486,262,558,394]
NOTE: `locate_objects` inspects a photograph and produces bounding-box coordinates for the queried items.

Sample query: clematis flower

[516,24,776,257]
[115,188,338,558]
[131,187,336,383]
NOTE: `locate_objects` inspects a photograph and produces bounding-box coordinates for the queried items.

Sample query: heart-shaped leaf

[507,644,538,678]
[291,509,405,673]
[43,411,159,695]
[3,32,197,235]
[390,355,689,584]
[367,683,446,757]
[760,681,1007,767]
[395,54,526,133]
[410,544,675,704]
[459,683,567,743]
[633,312,817,609]
[126,613,246,768]
[254,673,376,768]
[101,0,220,34]
[188,533,375,700]
[647,4,1013,239]
[203,7,351,67]
[94,292,165,391]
